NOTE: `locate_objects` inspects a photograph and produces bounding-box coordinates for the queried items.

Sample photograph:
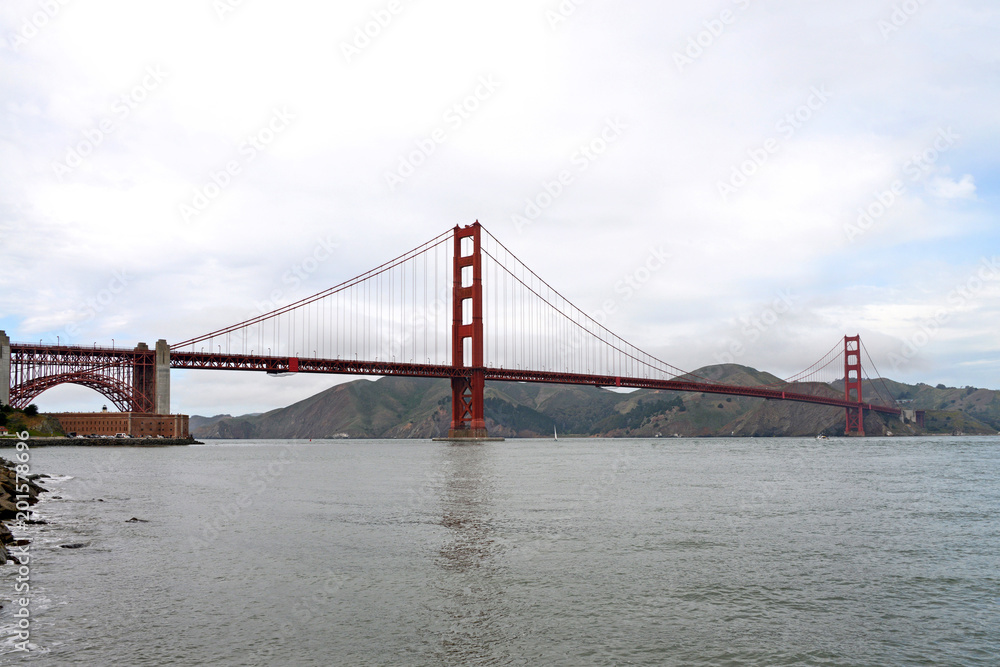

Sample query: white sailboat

[553,425,558,440]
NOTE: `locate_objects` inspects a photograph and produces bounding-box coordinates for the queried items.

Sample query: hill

[0,404,64,437]
[191,364,1000,439]
[831,378,1000,433]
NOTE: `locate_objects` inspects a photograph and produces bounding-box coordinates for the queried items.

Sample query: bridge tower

[1,330,10,407]
[127,340,170,413]
[132,342,156,411]
[844,334,864,436]
[445,222,495,440]
[155,339,171,414]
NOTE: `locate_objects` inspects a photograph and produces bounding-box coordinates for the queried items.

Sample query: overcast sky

[2,0,997,417]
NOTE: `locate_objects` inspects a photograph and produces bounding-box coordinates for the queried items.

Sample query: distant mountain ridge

[192,364,1000,439]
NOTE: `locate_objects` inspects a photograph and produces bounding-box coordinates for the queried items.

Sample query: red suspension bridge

[1,222,908,437]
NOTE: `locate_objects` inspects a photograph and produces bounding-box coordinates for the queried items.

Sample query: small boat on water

[553,425,558,441]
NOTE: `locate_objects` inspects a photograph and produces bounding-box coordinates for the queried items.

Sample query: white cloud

[2,0,999,415]
[928,174,977,200]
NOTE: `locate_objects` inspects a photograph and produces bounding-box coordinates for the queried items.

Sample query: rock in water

[0,457,50,566]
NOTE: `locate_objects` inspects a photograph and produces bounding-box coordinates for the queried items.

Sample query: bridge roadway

[170,352,902,417]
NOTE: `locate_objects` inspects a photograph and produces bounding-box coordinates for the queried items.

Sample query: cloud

[2,0,999,415]
[928,174,977,200]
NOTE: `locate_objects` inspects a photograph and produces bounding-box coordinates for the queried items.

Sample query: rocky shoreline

[14,437,202,447]
[0,457,47,564]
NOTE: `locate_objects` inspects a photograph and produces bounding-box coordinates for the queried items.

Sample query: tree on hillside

[24,404,39,417]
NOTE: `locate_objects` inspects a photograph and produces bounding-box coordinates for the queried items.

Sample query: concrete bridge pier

[1,330,9,407]
[155,339,170,414]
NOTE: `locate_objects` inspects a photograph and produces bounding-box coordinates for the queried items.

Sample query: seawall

[3,437,201,447]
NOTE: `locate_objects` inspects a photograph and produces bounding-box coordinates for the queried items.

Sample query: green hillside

[192,364,1000,439]
[831,378,1000,432]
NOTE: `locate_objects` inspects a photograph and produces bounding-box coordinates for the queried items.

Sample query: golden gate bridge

[1,222,906,437]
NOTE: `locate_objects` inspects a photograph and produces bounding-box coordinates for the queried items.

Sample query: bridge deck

[168,352,901,416]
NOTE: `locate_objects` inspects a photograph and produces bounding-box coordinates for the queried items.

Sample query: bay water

[0,436,997,666]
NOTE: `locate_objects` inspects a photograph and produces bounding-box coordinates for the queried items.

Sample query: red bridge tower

[445,222,497,440]
[844,335,864,436]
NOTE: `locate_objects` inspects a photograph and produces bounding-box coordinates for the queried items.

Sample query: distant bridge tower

[844,335,864,436]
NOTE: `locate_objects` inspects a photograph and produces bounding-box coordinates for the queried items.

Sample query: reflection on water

[433,443,512,665]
